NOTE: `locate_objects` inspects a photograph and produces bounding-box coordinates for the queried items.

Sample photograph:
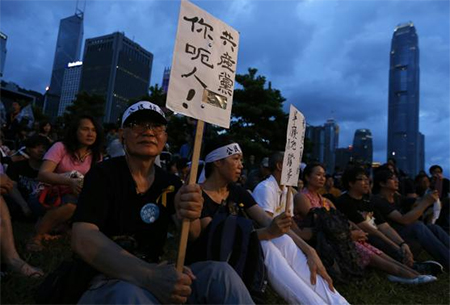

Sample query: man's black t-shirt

[335,193,386,226]
[74,156,181,263]
[370,194,408,227]
[6,160,39,200]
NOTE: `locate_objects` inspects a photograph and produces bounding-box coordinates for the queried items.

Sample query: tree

[62,92,105,126]
[228,68,288,162]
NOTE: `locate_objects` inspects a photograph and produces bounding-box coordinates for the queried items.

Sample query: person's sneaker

[413,260,444,276]
[388,274,437,285]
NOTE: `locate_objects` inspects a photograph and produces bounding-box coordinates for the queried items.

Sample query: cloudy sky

[1,0,449,175]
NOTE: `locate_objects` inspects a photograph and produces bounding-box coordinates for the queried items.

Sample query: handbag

[37,184,71,208]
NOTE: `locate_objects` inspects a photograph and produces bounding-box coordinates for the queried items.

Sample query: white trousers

[261,235,349,305]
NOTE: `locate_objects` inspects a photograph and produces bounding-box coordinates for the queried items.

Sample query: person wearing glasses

[71,101,253,304]
[335,166,441,280]
[294,163,437,284]
[372,168,449,271]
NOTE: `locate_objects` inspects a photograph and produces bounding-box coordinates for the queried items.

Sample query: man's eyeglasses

[125,121,166,135]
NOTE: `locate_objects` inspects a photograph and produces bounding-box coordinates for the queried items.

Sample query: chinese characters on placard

[180,15,237,110]
[281,106,306,187]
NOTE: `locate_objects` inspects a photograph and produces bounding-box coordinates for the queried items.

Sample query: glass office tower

[324,119,339,174]
[79,32,153,123]
[387,22,421,176]
[352,129,373,166]
[44,11,84,120]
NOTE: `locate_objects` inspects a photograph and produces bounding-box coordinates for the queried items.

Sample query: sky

[1,0,449,176]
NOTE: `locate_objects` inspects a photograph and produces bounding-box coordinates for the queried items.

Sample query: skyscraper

[0,31,7,77]
[352,129,373,166]
[387,22,422,176]
[305,124,324,163]
[79,32,153,123]
[324,119,339,174]
[162,67,171,93]
[58,61,83,116]
[44,10,84,120]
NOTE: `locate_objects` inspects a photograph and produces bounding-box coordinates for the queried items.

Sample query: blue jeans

[78,261,254,304]
[397,221,449,269]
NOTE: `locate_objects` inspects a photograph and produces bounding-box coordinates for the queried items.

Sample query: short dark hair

[429,165,443,174]
[269,151,284,172]
[24,135,50,149]
[341,166,366,190]
[373,169,395,194]
[39,120,52,133]
[414,173,429,184]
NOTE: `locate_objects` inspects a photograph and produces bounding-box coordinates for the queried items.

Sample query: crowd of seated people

[0,101,448,304]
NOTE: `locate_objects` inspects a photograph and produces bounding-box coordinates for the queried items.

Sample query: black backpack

[206,202,267,304]
[311,207,365,283]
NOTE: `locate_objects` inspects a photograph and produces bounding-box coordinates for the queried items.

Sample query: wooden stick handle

[286,186,292,216]
[176,120,205,272]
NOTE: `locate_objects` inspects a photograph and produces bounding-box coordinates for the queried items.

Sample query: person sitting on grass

[5,135,50,219]
[188,140,348,304]
[27,115,103,251]
[372,168,449,271]
[252,151,348,304]
[294,162,437,285]
[0,172,43,278]
[71,101,253,304]
[335,166,443,276]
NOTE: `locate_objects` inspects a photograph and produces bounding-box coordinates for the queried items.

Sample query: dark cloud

[1,0,448,174]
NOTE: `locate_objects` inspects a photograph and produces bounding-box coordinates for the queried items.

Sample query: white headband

[205,143,242,163]
[198,143,242,183]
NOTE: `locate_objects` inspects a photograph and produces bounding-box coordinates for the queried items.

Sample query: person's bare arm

[387,192,438,225]
[72,222,194,304]
[38,160,82,194]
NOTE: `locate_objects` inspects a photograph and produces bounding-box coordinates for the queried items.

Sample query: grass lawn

[1,221,449,304]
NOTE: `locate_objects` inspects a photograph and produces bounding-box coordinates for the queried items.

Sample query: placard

[166,0,239,128]
[281,105,306,186]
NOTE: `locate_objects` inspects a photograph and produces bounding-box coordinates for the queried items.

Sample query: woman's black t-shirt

[186,183,257,264]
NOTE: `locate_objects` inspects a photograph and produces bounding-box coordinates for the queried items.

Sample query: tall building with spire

[44,8,84,120]
[387,22,422,176]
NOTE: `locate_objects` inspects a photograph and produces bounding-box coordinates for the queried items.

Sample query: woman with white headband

[187,137,349,305]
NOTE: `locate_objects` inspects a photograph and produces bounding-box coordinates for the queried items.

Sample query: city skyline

[1,0,449,175]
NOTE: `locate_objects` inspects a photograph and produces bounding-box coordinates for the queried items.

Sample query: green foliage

[229,68,288,162]
[131,84,167,109]
[62,92,105,127]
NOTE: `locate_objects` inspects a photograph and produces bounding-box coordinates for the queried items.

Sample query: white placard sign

[281,105,306,186]
[166,0,239,128]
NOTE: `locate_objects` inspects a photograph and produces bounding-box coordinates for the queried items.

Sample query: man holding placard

[72,101,254,304]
